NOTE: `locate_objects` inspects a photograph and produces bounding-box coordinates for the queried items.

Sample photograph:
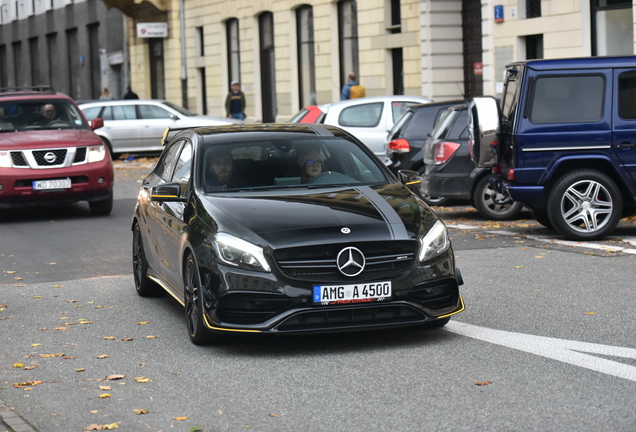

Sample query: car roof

[327,95,432,109]
[407,99,466,111]
[169,123,353,144]
[78,99,169,107]
[0,86,73,102]
[508,55,636,71]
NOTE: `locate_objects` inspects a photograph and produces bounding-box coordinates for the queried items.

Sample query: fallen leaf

[33,295,42,298]
[53,327,68,331]
[64,356,75,359]
[98,393,112,398]
[139,363,147,366]
[67,300,78,303]
[84,424,102,431]
[59,317,69,320]
[95,306,103,309]
[134,377,150,383]
[103,337,117,340]
[53,285,64,288]
[39,353,65,358]
[269,413,278,417]
[474,381,492,386]
[137,321,150,325]
[12,363,25,368]
[49,263,56,265]
[6,271,16,274]
[122,338,133,341]
[99,385,112,390]
[174,417,189,421]
[133,409,148,415]
[105,374,125,380]
[585,312,597,315]
[14,277,23,280]
[145,336,157,339]
[15,284,26,287]
[79,320,93,324]
[90,410,98,413]
[73,305,83,308]
[96,355,109,359]
[102,424,119,430]
[0,317,7,320]
[31,343,42,347]
[514,266,523,269]
[23,366,37,370]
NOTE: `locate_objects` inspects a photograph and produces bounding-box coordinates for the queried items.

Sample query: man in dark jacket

[225,81,246,120]
[123,86,139,100]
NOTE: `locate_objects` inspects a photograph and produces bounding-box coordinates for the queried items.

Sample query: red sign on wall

[473,62,483,75]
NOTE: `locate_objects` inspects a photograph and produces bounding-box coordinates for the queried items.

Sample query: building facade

[0,0,126,100]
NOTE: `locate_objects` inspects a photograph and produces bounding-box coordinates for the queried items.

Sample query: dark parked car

[132,124,465,345]
[422,103,523,220]
[0,86,113,215]
[470,56,636,240]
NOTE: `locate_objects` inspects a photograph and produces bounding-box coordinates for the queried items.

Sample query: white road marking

[447,224,636,254]
[446,321,636,382]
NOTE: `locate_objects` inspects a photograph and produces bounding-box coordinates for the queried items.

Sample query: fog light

[97,177,105,184]
[0,184,3,191]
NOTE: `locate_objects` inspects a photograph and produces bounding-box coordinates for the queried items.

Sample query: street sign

[137,22,168,38]
[494,5,504,23]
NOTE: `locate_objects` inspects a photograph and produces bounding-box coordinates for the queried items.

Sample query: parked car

[421,103,523,220]
[385,100,464,204]
[0,86,114,215]
[289,104,329,124]
[290,96,432,163]
[470,56,636,240]
[132,123,464,345]
[79,100,240,158]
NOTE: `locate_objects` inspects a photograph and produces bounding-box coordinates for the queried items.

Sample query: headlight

[419,220,450,262]
[87,145,106,163]
[0,151,12,168]
[213,233,271,272]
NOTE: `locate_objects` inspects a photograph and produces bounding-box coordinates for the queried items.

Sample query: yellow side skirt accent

[437,295,465,319]
[203,314,261,333]
[147,275,184,306]
[405,180,422,185]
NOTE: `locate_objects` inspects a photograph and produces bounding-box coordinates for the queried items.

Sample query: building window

[196,26,204,57]
[389,0,401,33]
[28,37,38,85]
[66,28,77,97]
[297,5,315,107]
[46,33,56,88]
[392,48,403,95]
[226,18,240,86]
[0,45,7,87]
[259,11,277,122]
[526,0,541,18]
[525,34,543,59]
[149,38,165,100]
[338,0,359,90]
[12,41,21,87]
[592,0,633,56]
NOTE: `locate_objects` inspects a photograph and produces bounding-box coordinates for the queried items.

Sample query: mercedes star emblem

[44,152,57,163]
[336,246,365,277]
[341,227,351,234]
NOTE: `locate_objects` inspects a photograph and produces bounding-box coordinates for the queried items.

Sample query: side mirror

[90,118,104,130]
[150,182,186,202]
[170,114,179,120]
[397,169,421,194]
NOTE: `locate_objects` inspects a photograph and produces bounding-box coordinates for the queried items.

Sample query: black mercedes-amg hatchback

[132,124,464,345]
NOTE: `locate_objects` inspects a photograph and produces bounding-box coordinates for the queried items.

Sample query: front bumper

[200,249,464,334]
[420,172,472,200]
[0,158,114,208]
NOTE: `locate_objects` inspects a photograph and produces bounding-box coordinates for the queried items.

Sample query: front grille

[274,241,417,282]
[73,147,87,163]
[33,149,67,166]
[10,152,27,166]
[276,304,424,332]
[216,293,292,325]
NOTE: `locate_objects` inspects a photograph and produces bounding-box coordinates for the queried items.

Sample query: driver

[298,150,324,183]
[34,104,59,127]
[207,150,245,189]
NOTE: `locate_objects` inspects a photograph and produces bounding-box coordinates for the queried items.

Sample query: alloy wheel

[560,179,613,234]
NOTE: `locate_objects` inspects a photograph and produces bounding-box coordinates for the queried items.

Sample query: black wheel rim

[132,227,143,288]
[184,259,200,337]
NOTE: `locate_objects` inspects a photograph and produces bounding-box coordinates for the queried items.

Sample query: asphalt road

[1,162,635,431]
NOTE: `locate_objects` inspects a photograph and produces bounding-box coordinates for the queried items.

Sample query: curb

[0,400,37,432]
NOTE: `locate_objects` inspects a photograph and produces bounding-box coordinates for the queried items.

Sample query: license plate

[33,178,72,190]
[313,281,392,305]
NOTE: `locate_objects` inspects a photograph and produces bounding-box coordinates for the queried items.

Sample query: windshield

[199,136,390,193]
[0,100,89,132]
[162,101,196,116]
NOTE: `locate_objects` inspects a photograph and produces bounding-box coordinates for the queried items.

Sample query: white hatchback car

[79,100,240,157]
[290,95,432,164]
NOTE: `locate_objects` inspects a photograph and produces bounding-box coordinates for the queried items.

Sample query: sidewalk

[0,400,36,432]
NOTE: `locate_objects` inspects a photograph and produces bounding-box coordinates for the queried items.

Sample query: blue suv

[469,56,636,241]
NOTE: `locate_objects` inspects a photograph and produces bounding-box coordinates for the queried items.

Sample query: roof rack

[0,85,56,97]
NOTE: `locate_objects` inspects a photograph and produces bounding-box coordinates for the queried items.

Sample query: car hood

[199,184,437,249]
[0,130,100,149]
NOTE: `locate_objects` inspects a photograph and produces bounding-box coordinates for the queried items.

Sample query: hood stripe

[356,186,409,240]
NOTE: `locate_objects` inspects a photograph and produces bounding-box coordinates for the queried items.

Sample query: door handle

[616,142,635,149]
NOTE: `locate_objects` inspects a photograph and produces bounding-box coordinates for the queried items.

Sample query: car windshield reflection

[0,101,88,132]
[201,137,389,193]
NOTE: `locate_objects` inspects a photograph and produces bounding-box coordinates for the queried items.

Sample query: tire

[423,317,451,328]
[184,254,219,345]
[416,166,449,206]
[473,175,523,220]
[132,222,160,297]
[547,170,622,241]
[89,191,113,216]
